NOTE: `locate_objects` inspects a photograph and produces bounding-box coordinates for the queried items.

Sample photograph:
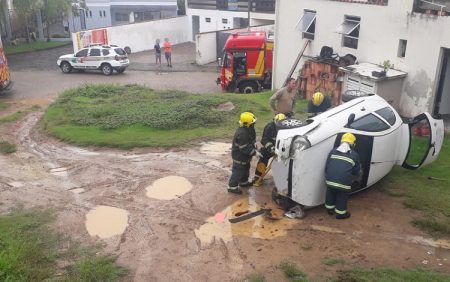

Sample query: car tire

[277,118,309,129]
[60,62,72,73]
[124,46,131,54]
[116,68,125,74]
[101,64,113,76]
[238,81,258,94]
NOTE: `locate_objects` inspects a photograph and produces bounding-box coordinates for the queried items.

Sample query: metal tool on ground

[254,158,274,187]
[229,208,272,223]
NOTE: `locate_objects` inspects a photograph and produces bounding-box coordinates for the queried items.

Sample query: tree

[177,0,185,16]
[39,0,71,41]
[13,0,38,42]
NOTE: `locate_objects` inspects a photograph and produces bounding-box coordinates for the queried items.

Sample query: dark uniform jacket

[325,148,360,190]
[231,125,256,163]
[261,121,277,154]
[307,96,332,117]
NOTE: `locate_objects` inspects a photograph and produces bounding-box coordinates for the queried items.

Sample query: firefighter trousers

[228,162,251,188]
[325,186,349,215]
[254,148,274,180]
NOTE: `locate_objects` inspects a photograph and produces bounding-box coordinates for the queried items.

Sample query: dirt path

[0,107,449,281]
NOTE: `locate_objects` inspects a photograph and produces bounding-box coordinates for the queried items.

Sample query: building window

[222,18,228,24]
[103,10,106,17]
[115,13,129,22]
[205,17,211,23]
[295,10,316,40]
[89,10,92,17]
[336,15,360,49]
[398,39,407,58]
[85,10,88,17]
[99,11,102,17]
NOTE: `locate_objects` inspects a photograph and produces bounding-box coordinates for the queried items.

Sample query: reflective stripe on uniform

[326,180,351,190]
[330,154,355,166]
[265,142,273,149]
[335,209,347,215]
[234,142,249,149]
[325,204,335,209]
[233,159,249,165]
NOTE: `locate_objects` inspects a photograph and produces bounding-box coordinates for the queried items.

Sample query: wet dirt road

[1,47,450,281]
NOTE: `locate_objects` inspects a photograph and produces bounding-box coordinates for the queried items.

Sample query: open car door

[400,112,444,170]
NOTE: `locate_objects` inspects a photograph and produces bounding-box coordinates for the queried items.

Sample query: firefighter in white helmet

[228,112,262,194]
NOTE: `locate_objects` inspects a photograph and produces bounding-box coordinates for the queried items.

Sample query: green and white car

[57,44,129,75]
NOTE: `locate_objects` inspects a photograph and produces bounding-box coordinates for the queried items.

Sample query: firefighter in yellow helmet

[307,92,332,118]
[324,132,361,219]
[228,112,262,194]
[253,113,286,186]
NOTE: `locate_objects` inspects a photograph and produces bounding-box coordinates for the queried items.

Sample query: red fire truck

[0,37,12,92]
[216,31,273,93]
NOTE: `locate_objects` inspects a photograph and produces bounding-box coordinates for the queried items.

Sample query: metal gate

[216,30,233,60]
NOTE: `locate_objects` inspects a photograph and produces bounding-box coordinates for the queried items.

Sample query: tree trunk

[36,9,44,41]
[2,1,12,42]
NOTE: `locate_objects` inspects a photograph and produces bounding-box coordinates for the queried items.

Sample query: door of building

[192,16,200,41]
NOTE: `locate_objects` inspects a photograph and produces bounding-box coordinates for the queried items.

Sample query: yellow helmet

[239,112,256,127]
[274,113,286,123]
[312,92,325,106]
[341,132,356,146]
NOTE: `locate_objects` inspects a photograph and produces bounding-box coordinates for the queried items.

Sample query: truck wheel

[239,81,258,94]
[60,62,72,73]
[101,63,113,76]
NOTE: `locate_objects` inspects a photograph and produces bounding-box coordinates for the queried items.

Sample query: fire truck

[216,31,273,93]
[0,37,12,93]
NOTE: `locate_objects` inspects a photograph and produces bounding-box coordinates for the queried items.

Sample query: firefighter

[253,113,286,186]
[307,92,332,118]
[324,133,360,219]
[228,112,262,194]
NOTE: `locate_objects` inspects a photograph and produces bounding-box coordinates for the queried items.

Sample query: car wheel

[277,118,309,129]
[238,81,258,94]
[101,64,113,76]
[116,68,125,74]
[60,62,72,73]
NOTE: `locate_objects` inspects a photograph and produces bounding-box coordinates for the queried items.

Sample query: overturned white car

[272,93,444,213]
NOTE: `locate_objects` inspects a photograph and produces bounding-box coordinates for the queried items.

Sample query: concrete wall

[187,9,245,33]
[72,16,190,53]
[195,31,217,65]
[85,6,112,29]
[273,0,450,116]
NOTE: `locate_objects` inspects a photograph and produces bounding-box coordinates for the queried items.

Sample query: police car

[57,44,129,75]
[271,92,444,214]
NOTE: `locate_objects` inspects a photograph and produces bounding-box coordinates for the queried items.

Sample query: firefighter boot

[228,186,243,194]
[239,181,252,188]
[336,212,351,219]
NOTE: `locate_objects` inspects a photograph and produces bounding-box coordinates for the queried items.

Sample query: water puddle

[85,205,128,239]
[145,176,193,200]
[70,188,85,194]
[200,142,230,157]
[195,193,299,247]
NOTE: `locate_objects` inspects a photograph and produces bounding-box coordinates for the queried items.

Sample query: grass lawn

[380,134,450,236]
[0,208,127,281]
[41,84,308,148]
[4,41,71,55]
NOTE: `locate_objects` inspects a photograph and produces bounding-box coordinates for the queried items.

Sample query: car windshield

[114,48,126,55]
[348,113,390,132]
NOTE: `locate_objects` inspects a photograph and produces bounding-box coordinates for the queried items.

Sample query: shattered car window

[349,113,390,132]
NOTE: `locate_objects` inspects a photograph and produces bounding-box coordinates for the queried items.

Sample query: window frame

[295,9,316,40]
[75,49,88,57]
[336,15,360,49]
[102,49,110,56]
[375,107,397,126]
[348,113,391,132]
[205,17,211,23]
[89,48,101,56]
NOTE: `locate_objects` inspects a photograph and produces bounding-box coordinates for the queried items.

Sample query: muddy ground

[1,45,449,281]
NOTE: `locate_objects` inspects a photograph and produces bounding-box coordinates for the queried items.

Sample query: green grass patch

[0,208,127,281]
[322,257,344,266]
[0,105,39,124]
[246,273,266,282]
[278,260,309,282]
[42,84,308,148]
[0,141,16,154]
[380,135,450,236]
[4,41,70,55]
[331,267,450,282]
[0,101,9,111]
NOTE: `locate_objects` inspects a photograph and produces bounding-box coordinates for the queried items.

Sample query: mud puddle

[85,205,129,239]
[200,142,230,157]
[146,176,193,200]
[195,190,299,247]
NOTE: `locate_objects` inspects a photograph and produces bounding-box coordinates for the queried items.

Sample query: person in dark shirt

[154,39,161,65]
[324,133,361,219]
[307,92,332,118]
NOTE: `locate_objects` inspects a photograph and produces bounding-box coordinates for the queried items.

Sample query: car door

[85,48,101,69]
[399,112,444,170]
[72,48,89,69]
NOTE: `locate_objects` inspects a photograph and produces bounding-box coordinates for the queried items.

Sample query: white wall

[72,16,190,53]
[187,9,245,32]
[274,0,450,116]
[195,31,217,65]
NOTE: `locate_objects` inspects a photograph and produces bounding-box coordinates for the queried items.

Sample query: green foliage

[177,0,186,15]
[0,106,39,123]
[0,208,127,281]
[42,85,309,148]
[4,41,70,55]
[278,260,308,282]
[331,267,450,282]
[246,273,266,282]
[0,101,9,111]
[322,257,344,266]
[0,141,17,154]
[381,135,450,235]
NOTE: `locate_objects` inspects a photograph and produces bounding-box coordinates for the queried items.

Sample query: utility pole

[247,0,251,31]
